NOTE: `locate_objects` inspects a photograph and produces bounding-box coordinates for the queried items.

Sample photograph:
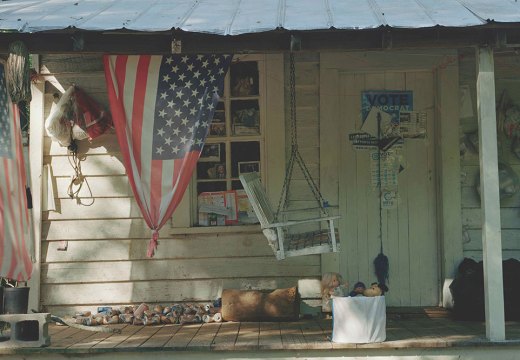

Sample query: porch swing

[240,52,339,260]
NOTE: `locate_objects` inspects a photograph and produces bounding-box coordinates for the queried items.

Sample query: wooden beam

[476,46,505,341]
[435,52,463,309]
[0,26,515,54]
[27,70,45,312]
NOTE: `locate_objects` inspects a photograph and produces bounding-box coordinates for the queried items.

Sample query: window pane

[209,102,226,137]
[231,141,260,178]
[231,100,260,135]
[230,62,259,97]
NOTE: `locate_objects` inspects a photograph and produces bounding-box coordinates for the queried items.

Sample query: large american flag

[0,64,33,281]
[104,54,232,257]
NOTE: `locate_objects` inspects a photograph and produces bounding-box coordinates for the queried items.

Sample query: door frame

[319,49,463,307]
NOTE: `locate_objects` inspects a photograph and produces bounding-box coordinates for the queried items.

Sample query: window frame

[169,53,285,231]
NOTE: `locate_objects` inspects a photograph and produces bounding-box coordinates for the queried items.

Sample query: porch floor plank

[4,315,520,356]
[140,324,180,348]
[69,324,126,349]
[210,321,240,350]
[116,324,162,348]
[281,321,307,349]
[91,324,141,349]
[234,322,259,350]
[258,322,282,350]
[187,322,221,350]
[164,323,201,349]
[300,319,332,349]
[49,327,87,348]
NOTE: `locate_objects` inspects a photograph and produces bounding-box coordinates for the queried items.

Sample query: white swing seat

[239,172,340,260]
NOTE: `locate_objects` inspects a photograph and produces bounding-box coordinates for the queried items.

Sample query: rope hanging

[6,41,32,104]
[374,113,389,292]
[275,52,328,221]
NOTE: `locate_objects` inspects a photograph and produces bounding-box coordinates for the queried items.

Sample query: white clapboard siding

[464,229,520,251]
[459,52,520,260]
[462,208,520,229]
[44,131,120,156]
[41,257,320,284]
[46,197,142,220]
[41,278,300,306]
[53,175,132,199]
[42,235,275,262]
[44,154,127,176]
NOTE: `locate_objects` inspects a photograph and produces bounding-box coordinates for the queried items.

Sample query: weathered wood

[464,229,520,251]
[68,325,122,349]
[164,323,202,349]
[116,325,161,348]
[41,278,300,309]
[41,235,277,262]
[92,324,141,349]
[476,46,505,341]
[258,322,282,350]
[210,321,240,350]
[140,324,180,348]
[28,79,45,312]
[44,154,126,176]
[280,321,306,349]
[436,50,464,308]
[41,258,319,284]
[234,322,259,350]
[186,323,221,350]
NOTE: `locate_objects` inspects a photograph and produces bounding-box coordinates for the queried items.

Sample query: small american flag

[104,54,231,257]
[0,64,33,281]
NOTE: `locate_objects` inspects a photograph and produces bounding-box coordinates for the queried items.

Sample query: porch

[2,310,520,360]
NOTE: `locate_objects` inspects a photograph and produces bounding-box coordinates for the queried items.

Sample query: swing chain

[275,53,328,221]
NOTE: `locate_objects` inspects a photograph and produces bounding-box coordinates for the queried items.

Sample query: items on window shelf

[198,190,238,226]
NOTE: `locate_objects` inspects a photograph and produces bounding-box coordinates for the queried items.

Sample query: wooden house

[0,1,520,356]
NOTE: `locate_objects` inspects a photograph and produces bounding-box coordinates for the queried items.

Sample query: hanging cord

[377,113,383,254]
[66,129,93,204]
[275,52,327,221]
[374,112,389,291]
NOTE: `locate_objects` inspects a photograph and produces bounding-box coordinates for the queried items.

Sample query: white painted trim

[28,72,45,311]
[435,52,463,308]
[476,47,505,341]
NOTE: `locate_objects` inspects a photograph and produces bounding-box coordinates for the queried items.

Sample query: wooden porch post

[476,47,505,341]
[27,60,45,312]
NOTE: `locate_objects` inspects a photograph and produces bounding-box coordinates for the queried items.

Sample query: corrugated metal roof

[0,0,519,35]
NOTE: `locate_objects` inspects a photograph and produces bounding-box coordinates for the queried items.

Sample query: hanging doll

[321,272,349,313]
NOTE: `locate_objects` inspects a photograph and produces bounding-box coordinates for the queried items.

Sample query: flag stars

[193,70,201,79]
[165,57,173,64]
[172,127,180,136]
[172,145,179,154]
[184,80,193,88]
[183,99,191,107]
[167,100,174,108]
[157,128,165,137]
[187,64,194,71]
[176,90,183,99]
[162,74,171,82]
[179,73,186,81]
[160,91,168,99]
[155,146,164,155]
[158,109,167,118]
[171,65,179,73]
[164,137,172,145]
[180,135,188,144]
[181,56,189,63]
[192,89,199,97]
[202,60,209,68]
[174,109,182,117]
[181,117,189,126]
[166,118,174,127]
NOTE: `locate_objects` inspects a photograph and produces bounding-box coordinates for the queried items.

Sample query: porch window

[194,56,265,226]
